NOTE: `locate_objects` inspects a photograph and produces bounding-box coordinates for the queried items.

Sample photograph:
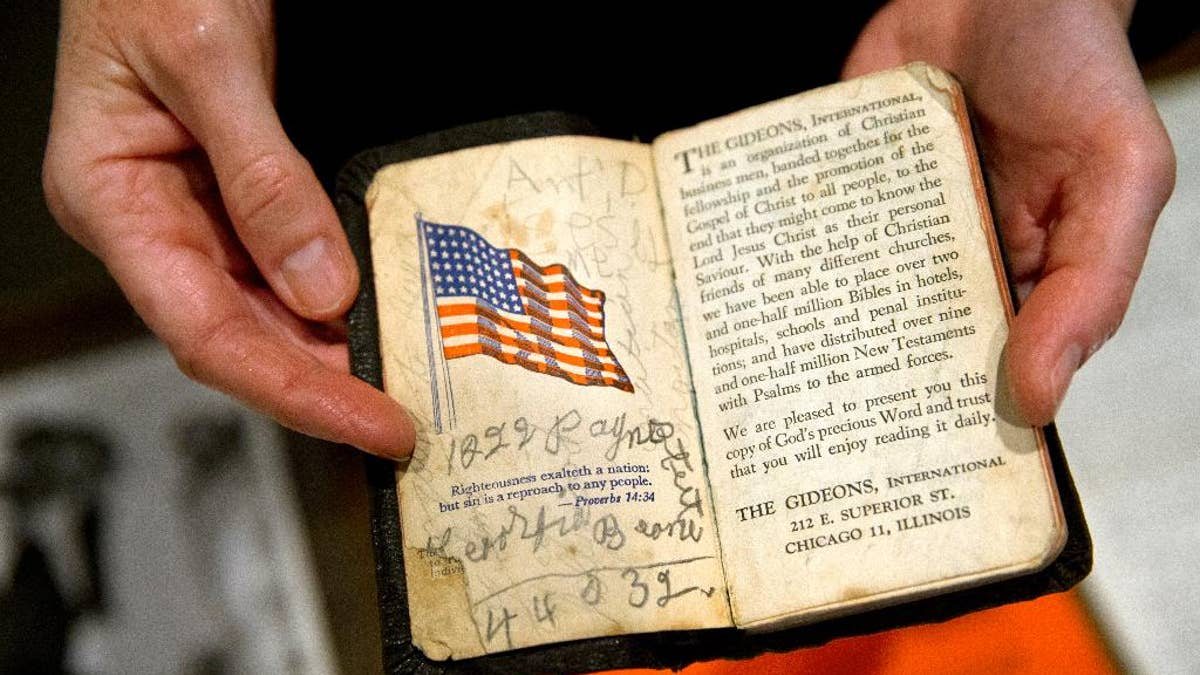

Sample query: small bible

[337,63,1090,670]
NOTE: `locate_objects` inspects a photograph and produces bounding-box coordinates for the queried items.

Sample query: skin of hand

[44,1,1173,455]
[42,0,414,459]
[844,0,1176,426]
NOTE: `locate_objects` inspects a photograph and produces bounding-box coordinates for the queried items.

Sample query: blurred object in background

[0,423,111,674]
[0,341,337,675]
[169,414,333,675]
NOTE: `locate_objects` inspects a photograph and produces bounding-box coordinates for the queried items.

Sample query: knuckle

[226,151,301,232]
[169,323,322,434]
[277,365,322,416]
[168,313,247,386]
[41,143,96,248]
[1115,126,1177,207]
[150,10,237,74]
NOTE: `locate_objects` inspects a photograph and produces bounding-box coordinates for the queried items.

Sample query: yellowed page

[366,136,730,658]
[653,63,1065,628]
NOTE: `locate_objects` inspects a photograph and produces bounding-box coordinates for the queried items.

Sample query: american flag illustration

[416,216,632,429]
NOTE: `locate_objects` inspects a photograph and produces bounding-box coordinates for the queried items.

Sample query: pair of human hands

[44,0,1174,460]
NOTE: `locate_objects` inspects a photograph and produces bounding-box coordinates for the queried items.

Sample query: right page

[653,63,1066,629]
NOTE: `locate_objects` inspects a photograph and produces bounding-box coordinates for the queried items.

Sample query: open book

[338,63,1088,666]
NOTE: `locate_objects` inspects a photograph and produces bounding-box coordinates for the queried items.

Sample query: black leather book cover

[335,112,1091,675]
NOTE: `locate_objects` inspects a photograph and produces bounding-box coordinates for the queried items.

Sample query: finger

[1004,118,1174,426]
[199,92,360,321]
[173,304,417,461]
[138,16,359,321]
[113,233,414,459]
[840,0,963,81]
[84,157,413,458]
[841,16,909,80]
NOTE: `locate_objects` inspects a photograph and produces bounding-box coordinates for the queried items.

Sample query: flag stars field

[418,218,633,391]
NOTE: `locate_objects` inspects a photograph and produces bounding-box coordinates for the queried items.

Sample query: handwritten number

[580,573,603,606]
[460,434,480,469]
[514,416,536,453]
[532,593,556,626]
[622,568,649,608]
[485,606,517,649]
[652,568,716,607]
[484,423,509,460]
[447,434,483,473]
[655,569,673,607]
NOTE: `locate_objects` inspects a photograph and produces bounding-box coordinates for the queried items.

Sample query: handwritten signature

[633,431,706,545]
[425,503,627,564]
[443,410,695,474]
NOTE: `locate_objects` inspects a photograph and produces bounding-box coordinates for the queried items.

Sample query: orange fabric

[603,590,1118,675]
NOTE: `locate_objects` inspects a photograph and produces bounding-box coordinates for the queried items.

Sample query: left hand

[42,0,414,459]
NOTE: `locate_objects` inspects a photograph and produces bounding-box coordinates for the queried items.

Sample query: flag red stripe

[512,273,604,304]
[437,301,606,342]
[438,299,605,331]
[510,252,604,303]
[438,316,614,357]
[442,339,625,374]
[443,342,633,392]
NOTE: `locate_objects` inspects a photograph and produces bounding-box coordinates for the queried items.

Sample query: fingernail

[1052,343,1084,409]
[281,238,351,315]
[378,406,416,462]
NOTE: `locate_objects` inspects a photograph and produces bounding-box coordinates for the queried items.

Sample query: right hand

[843,0,1175,425]
[43,0,414,459]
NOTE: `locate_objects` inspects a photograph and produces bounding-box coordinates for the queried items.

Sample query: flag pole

[416,214,455,432]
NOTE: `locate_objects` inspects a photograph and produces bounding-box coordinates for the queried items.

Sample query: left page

[365,136,731,659]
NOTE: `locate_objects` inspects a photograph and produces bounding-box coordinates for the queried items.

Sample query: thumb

[145,23,358,321]
[205,103,359,319]
[1004,123,1174,426]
